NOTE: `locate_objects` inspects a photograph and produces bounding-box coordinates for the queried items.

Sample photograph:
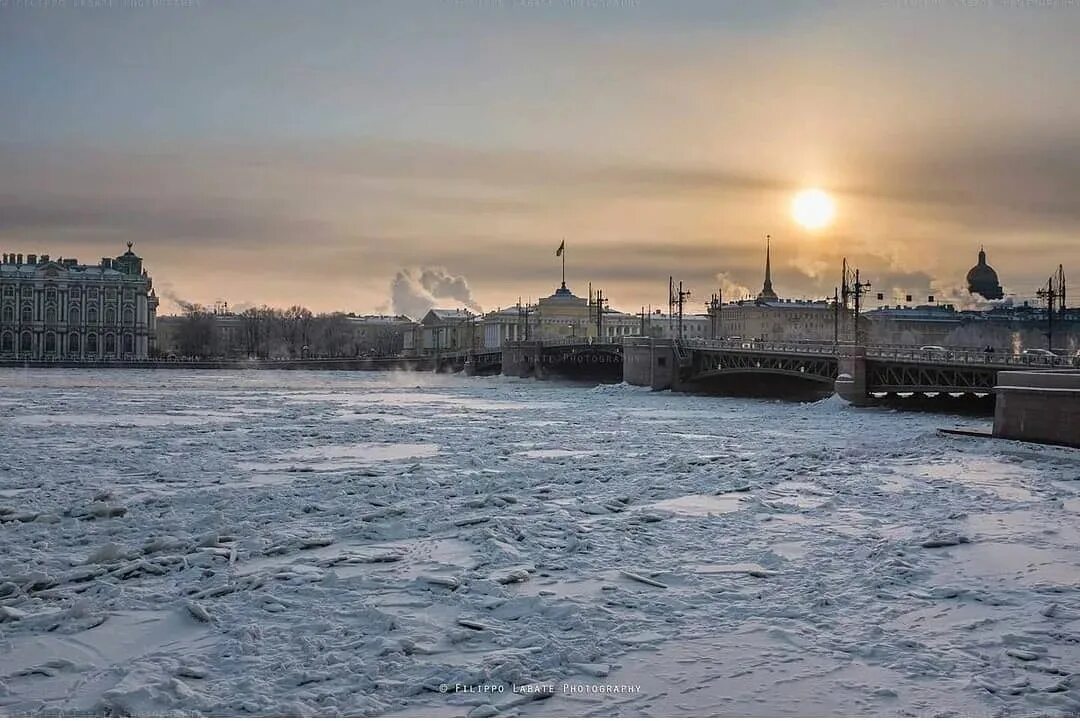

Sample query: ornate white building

[0,244,158,361]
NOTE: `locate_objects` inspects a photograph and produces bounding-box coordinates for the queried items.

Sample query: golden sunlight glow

[791,188,836,231]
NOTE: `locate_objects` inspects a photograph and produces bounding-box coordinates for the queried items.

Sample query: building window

[88,307,98,323]
[2,306,12,323]
[20,331,31,353]
[44,332,56,354]
[87,334,98,354]
[69,333,80,353]
[46,288,57,303]
[2,286,12,298]
[105,306,116,324]
[123,334,133,355]
[45,305,57,324]
[21,305,32,323]
[123,307,134,325]
[70,307,80,324]
[1,331,12,352]
[105,334,115,354]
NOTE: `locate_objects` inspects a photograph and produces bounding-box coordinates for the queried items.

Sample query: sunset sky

[2,0,1078,317]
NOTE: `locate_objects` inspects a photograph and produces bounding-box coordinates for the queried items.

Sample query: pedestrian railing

[680,339,1077,369]
[684,339,838,355]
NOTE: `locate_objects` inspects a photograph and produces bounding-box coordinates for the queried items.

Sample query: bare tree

[312,312,353,357]
[280,305,314,358]
[239,306,277,358]
[176,303,217,358]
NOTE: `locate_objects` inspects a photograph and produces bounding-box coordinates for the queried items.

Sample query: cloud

[390,267,483,320]
[0,124,1075,315]
[836,133,1080,232]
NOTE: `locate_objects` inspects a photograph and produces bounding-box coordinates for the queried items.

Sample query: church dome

[966,248,1004,300]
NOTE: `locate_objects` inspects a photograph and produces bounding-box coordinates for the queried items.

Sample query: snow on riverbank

[1,369,1078,716]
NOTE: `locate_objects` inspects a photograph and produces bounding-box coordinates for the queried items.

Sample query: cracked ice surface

[1,369,1079,716]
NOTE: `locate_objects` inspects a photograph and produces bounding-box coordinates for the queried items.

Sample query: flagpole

[561,238,566,289]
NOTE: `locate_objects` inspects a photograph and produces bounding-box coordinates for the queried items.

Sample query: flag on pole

[556,240,565,257]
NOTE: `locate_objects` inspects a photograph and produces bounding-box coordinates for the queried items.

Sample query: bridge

[15,339,1062,404]
[420,342,625,380]
[500,340,623,382]
[622,337,1076,404]
[439,336,1075,402]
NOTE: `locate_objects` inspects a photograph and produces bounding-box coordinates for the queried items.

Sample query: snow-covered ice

[1,369,1078,716]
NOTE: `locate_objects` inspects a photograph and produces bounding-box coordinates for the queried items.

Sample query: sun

[791,188,836,231]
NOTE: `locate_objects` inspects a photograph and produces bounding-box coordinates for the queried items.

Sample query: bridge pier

[623,337,678,391]
[502,341,543,378]
[835,345,874,406]
[993,371,1080,447]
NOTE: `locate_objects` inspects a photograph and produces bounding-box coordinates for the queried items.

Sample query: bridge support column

[622,337,674,390]
[835,345,872,405]
[993,371,1080,447]
[501,341,544,378]
[528,342,547,379]
[501,343,524,377]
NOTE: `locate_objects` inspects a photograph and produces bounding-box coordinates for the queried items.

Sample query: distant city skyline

[2,0,1077,315]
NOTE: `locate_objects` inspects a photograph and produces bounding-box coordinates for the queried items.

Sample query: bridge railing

[864,347,1075,367]
[679,339,1077,369]
[683,339,839,355]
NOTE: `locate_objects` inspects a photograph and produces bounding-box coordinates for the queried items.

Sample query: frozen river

[1,369,1078,716]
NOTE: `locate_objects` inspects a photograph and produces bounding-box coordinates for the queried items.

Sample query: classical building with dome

[535,281,592,339]
[966,247,1005,300]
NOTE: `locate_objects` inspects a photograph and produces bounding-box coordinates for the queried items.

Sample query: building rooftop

[539,283,587,306]
[0,244,146,278]
[725,298,832,309]
[350,314,416,324]
[423,308,476,322]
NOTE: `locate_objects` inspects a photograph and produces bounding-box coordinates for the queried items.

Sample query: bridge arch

[689,366,835,385]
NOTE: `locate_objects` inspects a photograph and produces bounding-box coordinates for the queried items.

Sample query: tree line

[162,304,409,359]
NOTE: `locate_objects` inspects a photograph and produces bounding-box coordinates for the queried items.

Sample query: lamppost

[841,258,871,345]
[1036,265,1066,352]
[594,288,608,340]
[707,289,722,339]
[454,312,474,354]
[832,286,840,347]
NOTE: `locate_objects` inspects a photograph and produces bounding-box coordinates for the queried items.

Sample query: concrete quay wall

[993,371,1080,447]
[0,357,438,372]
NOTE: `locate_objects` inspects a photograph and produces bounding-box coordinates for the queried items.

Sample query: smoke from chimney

[714,272,753,302]
[390,267,482,320]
